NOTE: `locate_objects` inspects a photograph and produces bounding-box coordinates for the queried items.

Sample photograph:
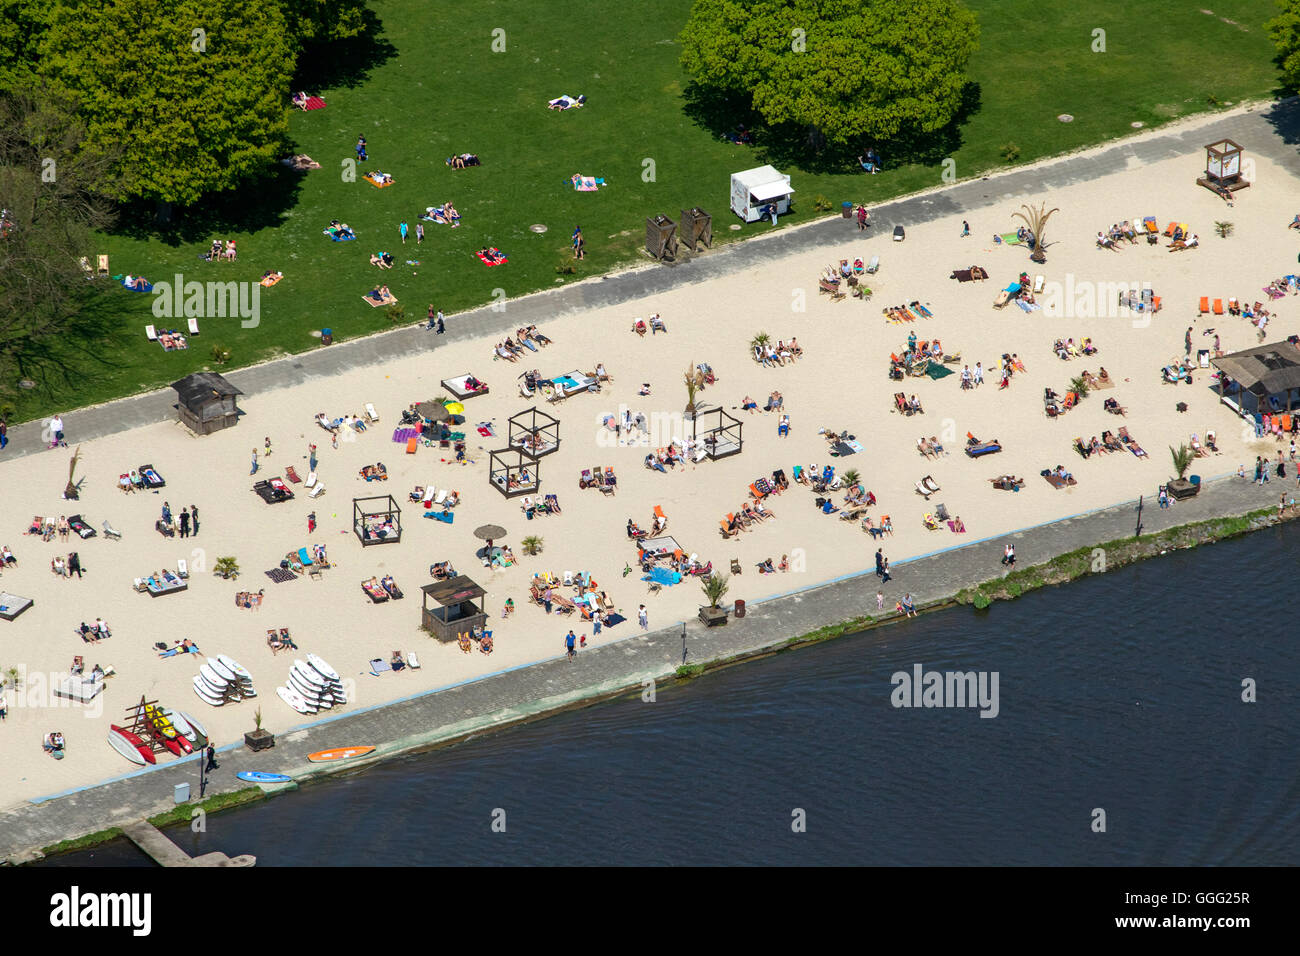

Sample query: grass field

[8,0,1283,423]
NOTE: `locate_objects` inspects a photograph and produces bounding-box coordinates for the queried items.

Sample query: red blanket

[303,96,326,110]
[476,251,508,267]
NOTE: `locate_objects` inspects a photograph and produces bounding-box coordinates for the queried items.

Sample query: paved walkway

[0,467,1280,862]
[3,99,1297,453]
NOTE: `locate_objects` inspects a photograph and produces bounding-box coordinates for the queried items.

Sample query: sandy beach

[1,136,1295,808]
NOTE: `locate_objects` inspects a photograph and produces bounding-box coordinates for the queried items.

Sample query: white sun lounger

[364,403,379,423]
[408,651,421,669]
[177,559,188,578]
[308,483,326,498]
[146,325,158,341]
[1033,275,1045,294]
[304,471,317,488]
[188,317,200,335]
[434,489,448,505]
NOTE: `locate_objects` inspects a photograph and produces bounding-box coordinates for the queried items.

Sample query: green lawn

[8,0,1283,423]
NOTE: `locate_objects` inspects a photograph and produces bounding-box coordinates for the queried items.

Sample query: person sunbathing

[449,154,466,169]
[547,93,585,110]
[754,499,773,519]
[917,437,935,458]
[292,91,308,109]
[495,342,518,362]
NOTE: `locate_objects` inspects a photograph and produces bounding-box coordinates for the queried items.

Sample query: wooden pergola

[488,448,540,498]
[508,406,561,459]
[353,495,402,546]
[421,575,487,643]
[692,405,744,460]
[1197,139,1250,197]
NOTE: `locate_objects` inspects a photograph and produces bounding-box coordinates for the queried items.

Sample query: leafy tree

[39,0,294,209]
[279,0,368,46]
[0,87,118,401]
[680,0,980,146]
[1269,0,1300,92]
[0,0,52,94]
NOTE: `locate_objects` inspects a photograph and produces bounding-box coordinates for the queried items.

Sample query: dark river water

[43,524,1300,866]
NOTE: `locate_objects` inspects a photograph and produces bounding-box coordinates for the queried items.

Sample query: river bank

[8,472,1288,864]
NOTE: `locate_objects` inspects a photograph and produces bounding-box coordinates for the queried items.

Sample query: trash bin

[841,202,853,219]
[321,328,333,346]
[1189,475,1201,488]
[734,598,746,618]
[174,782,190,804]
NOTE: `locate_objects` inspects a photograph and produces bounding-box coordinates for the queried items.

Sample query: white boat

[192,676,224,705]
[307,653,340,682]
[207,657,236,683]
[219,655,251,681]
[276,685,316,715]
[107,727,147,766]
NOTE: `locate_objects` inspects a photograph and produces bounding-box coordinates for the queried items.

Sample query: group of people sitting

[370,251,395,269]
[756,339,800,366]
[644,446,685,472]
[202,238,238,261]
[76,618,111,642]
[366,284,394,303]
[478,247,507,264]
[50,552,83,578]
[631,314,667,336]
[756,555,793,574]
[122,274,151,290]
[0,545,15,568]
[894,392,924,415]
[235,589,265,609]
[429,561,458,580]
[446,153,481,169]
[70,656,106,679]
[326,220,356,240]
[916,436,946,459]
[316,411,368,433]
[1053,337,1098,361]
[1075,431,1126,458]
[422,202,460,225]
[721,499,775,534]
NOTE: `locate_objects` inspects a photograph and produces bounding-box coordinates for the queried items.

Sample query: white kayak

[192,676,225,705]
[207,657,236,683]
[276,685,316,715]
[165,709,196,742]
[200,662,230,688]
[177,710,208,743]
[107,727,147,766]
[307,653,340,682]
[219,655,252,681]
[288,672,330,704]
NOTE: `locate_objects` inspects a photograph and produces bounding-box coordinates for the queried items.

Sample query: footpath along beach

[1,100,1299,860]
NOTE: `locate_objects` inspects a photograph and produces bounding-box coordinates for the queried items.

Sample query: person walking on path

[881,557,891,583]
[264,436,272,458]
[1185,327,1193,358]
[250,449,259,475]
[49,414,65,448]
[190,505,199,537]
[1002,543,1016,566]
[205,743,219,772]
[638,604,648,629]
[565,630,577,661]
[416,222,424,245]
[179,509,190,538]
[875,548,885,578]
[856,205,869,231]
[399,220,408,244]
[876,590,884,610]
[0,417,7,451]
[309,444,318,472]
[427,304,436,330]
[961,220,970,237]
[436,310,445,334]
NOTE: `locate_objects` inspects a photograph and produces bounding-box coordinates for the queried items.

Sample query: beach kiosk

[421,575,488,643]
[171,372,242,435]
[729,165,794,223]
[1212,341,1300,419]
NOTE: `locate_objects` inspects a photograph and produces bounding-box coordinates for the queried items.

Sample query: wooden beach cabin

[171,372,242,435]
[421,575,487,643]
[1212,341,1300,420]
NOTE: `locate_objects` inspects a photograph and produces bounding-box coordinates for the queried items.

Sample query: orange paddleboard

[307,746,375,763]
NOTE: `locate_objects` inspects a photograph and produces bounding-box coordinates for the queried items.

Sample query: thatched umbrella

[416,401,450,422]
[474,524,507,542]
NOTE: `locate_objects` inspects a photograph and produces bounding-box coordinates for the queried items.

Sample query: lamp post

[681,622,688,663]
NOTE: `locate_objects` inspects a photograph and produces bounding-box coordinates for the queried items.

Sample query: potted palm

[244,707,275,752]
[684,363,706,420]
[214,556,240,580]
[698,573,731,626]
[750,331,771,362]
[1167,443,1199,499]
[1068,375,1090,400]
[521,535,544,555]
[841,468,861,491]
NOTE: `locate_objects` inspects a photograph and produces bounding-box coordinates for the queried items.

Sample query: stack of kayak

[107,706,208,766]
[277,654,346,715]
[192,655,256,707]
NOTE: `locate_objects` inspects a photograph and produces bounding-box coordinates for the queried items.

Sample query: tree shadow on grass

[291,10,398,92]
[681,81,758,142]
[1260,95,1300,148]
[107,164,306,247]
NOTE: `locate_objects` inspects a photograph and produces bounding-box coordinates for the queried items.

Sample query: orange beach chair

[1198,297,1209,315]
[1213,298,1224,315]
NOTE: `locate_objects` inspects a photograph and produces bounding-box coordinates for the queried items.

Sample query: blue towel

[424,510,454,523]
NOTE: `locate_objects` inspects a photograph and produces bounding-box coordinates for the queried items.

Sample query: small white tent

[730,165,793,223]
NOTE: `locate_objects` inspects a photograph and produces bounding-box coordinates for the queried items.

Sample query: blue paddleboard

[236,771,292,784]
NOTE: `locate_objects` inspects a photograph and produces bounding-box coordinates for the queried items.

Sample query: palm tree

[841,468,861,488]
[1069,375,1090,398]
[750,331,771,355]
[684,363,705,418]
[1012,201,1060,264]
[701,573,730,609]
[1170,443,1194,480]
[1214,220,1233,238]
[214,556,240,579]
[521,535,544,555]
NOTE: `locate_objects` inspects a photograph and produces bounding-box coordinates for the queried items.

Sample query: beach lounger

[1118,427,1148,458]
[866,255,880,274]
[285,466,302,483]
[915,476,940,499]
[406,436,418,454]
[365,403,379,423]
[188,317,200,335]
[177,559,189,578]
[408,651,421,670]
[102,520,122,540]
[308,483,326,498]
[1213,298,1224,315]
[146,325,158,341]
[1198,296,1209,315]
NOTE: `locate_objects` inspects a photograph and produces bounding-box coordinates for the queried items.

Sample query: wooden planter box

[1167,478,1200,500]
[698,605,728,627]
[244,729,275,752]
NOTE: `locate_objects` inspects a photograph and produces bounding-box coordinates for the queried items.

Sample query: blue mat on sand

[603,613,626,627]
[424,510,454,523]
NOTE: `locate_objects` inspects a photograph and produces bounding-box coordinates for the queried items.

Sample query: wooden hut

[421,576,487,643]
[1197,139,1250,198]
[680,207,713,252]
[646,215,679,262]
[171,372,242,435]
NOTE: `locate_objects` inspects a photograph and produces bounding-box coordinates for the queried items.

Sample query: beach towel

[570,175,605,191]
[260,273,283,287]
[925,363,954,380]
[303,96,326,110]
[364,172,395,188]
[264,568,297,583]
[476,250,508,266]
[603,612,626,627]
[122,279,153,293]
[424,510,454,523]
[325,229,356,242]
[362,292,397,308]
[369,658,392,676]
[392,427,419,443]
[477,423,495,437]
[999,232,1023,245]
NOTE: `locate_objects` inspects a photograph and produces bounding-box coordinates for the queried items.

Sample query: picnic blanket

[603,612,626,627]
[477,423,495,437]
[830,440,861,457]
[476,250,508,266]
[570,175,605,191]
[303,96,326,110]
[999,232,1023,245]
[325,229,356,242]
[265,568,297,583]
[392,427,420,443]
[364,172,395,188]
[420,206,460,225]
[362,292,397,308]
[122,279,153,293]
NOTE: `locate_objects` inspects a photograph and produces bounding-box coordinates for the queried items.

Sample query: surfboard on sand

[109,725,156,765]
[237,770,293,784]
[307,746,375,763]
